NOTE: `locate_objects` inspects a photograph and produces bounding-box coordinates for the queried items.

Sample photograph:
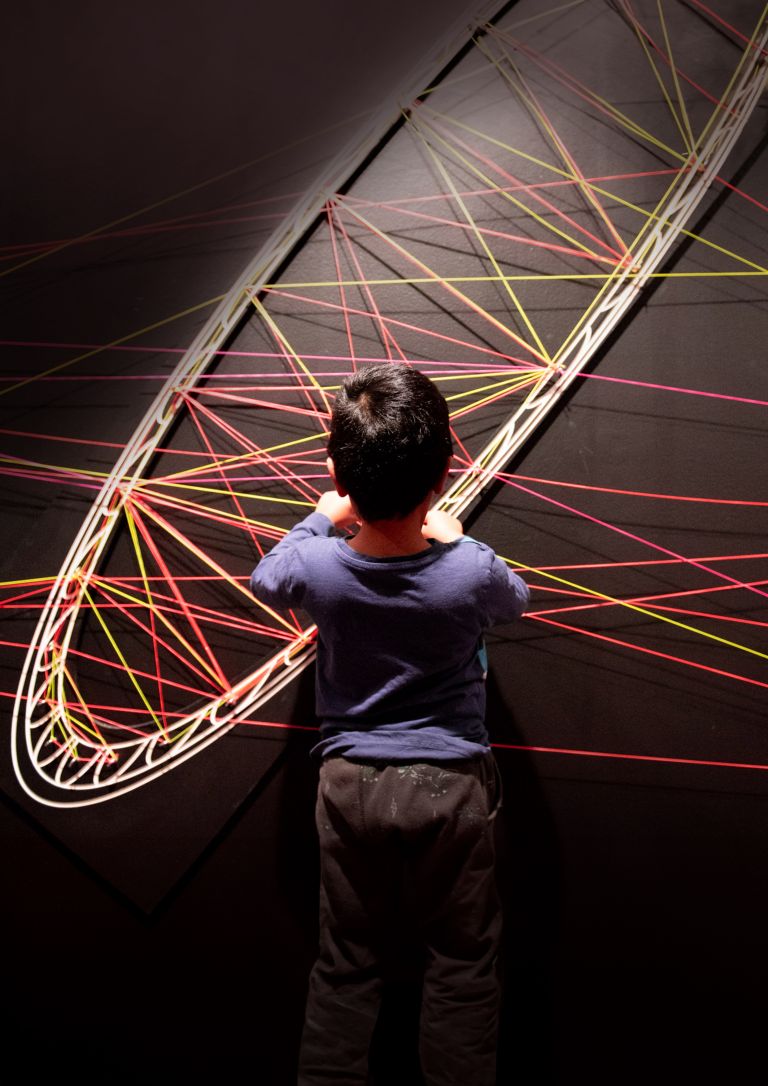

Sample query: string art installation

[5,0,768,806]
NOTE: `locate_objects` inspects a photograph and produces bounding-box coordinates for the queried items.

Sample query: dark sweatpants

[298,754,503,1086]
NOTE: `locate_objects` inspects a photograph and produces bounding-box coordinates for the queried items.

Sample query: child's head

[327,363,453,522]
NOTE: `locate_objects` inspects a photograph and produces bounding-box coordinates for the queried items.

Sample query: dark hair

[327,363,453,521]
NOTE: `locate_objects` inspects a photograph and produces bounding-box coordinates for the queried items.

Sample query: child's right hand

[422,509,464,543]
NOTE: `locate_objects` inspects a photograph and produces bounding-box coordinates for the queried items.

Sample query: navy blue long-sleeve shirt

[250,512,529,761]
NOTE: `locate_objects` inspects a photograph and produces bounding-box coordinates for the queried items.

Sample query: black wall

[2,3,768,1083]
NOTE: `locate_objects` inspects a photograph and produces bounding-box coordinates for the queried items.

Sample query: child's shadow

[488,667,562,1085]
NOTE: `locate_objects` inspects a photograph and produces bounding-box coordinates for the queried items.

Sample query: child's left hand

[315,491,359,529]
[422,509,463,542]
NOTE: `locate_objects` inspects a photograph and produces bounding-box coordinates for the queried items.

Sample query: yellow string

[156,430,327,484]
[631,7,692,154]
[445,372,542,409]
[61,663,112,751]
[0,107,372,279]
[657,0,696,152]
[80,582,164,730]
[90,573,246,688]
[132,499,302,635]
[339,201,550,363]
[482,28,680,157]
[504,558,768,662]
[693,3,768,152]
[412,120,552,362]
[137,481,313,512]
[412,112,607,263]
[475,35,630,259]
[264,269,767,288]
[0,294,225,399]
[248,295,333,415]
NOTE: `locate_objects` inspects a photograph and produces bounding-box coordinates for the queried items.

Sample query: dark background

[2,2,767,1082]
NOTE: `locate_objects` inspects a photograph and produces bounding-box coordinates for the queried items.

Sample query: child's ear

[433,457,452,496]
[326,456,348,497]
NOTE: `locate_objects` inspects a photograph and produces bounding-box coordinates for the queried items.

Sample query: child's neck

[348,502,430,558]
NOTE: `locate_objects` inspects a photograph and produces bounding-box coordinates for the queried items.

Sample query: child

[250,363,529,1085]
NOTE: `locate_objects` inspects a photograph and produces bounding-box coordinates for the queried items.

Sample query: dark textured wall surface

[2,3,767,1082]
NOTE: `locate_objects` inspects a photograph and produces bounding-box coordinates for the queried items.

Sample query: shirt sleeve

[456,536,530,626]
[249,511,334,610]
[484,552,530,626]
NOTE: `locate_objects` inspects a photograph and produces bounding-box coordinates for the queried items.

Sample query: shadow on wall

[271,663,323,1083]
[487,668,562,1086]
